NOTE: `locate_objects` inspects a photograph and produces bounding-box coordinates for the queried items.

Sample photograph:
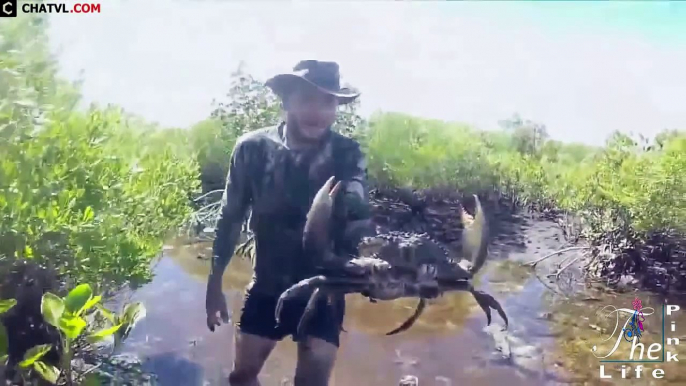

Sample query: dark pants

[237,288,346,347]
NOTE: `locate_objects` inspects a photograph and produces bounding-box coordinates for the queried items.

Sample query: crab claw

[303,176,343,257]
[321,176,343,199]
[328,177,343,198]
[461,194,489,275]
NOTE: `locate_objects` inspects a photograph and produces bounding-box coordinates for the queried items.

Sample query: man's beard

[286,117,331,146]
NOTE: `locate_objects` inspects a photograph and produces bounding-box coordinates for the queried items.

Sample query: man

[205,60,374,386]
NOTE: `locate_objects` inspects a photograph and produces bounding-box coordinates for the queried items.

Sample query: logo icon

[1,0,17,18]
[622,297,646,343]
[591,297,657,361]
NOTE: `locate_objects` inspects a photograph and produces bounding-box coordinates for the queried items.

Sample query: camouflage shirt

[211,122,372,296]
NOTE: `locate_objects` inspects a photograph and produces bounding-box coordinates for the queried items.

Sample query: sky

[47,1,686,146]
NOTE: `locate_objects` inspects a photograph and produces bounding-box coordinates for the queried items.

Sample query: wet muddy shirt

[212,122,372,296]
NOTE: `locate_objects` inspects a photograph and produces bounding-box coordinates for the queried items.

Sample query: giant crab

[275,177,509,337]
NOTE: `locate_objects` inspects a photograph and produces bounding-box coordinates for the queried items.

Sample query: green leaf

[86,323,122,344]
[81,295,102,314]
[58,315,87,339]
[0,299,16,314]
[13,100,36,108]
[64,284,93,315]
[82,206,94,222]
[96,304,117,324]
[32,360,61,384]
[41,293,65,328]
[19,344,52,368]
[120,302,146,326]
[0,354,7,364]
[117,302,146,341]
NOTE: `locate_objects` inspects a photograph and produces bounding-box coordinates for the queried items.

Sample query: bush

[362,112,685,241]
[0,16,199,289]
[1,275,145,385]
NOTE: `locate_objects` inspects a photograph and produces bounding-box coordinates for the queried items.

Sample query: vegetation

[0,16,199,290]
[1,283,144,385]
[362,113,685,236]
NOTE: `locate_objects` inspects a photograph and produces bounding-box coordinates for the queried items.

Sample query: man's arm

[209,139,252,280]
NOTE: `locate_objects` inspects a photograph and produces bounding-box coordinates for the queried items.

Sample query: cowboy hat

[265,60,360,105]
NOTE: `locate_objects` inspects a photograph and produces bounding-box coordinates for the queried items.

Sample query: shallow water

[116,214,686,385]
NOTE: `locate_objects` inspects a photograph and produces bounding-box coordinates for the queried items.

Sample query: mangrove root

[522,246,590,268]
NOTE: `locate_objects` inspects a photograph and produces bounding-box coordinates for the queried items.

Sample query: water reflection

[117,216,686,385]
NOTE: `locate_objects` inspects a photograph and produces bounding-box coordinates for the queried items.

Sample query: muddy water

[115,215,686,386]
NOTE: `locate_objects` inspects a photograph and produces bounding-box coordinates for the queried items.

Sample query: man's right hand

[205,276,230,332]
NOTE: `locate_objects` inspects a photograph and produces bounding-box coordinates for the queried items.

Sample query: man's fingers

[207,312,221,332]
[206,288,229,332]
[220,307,230,323]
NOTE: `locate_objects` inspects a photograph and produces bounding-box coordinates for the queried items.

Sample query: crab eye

[419,264,436,277]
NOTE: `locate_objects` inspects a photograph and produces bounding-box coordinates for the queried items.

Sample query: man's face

[285,83,338,141]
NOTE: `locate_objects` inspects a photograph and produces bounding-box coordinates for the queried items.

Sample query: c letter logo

[1,0,17,17]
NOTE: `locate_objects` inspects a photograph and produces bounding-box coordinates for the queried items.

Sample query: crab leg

[470,289,509,329]
[276,275,325,324]
[275,276,370,325]
[295,289,350,338]
[383,283,450,335]
[386,298,427,336]
[432,280,508,329]
[296,287,325,337]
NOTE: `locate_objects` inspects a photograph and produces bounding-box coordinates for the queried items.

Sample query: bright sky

[48,1,686,145]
